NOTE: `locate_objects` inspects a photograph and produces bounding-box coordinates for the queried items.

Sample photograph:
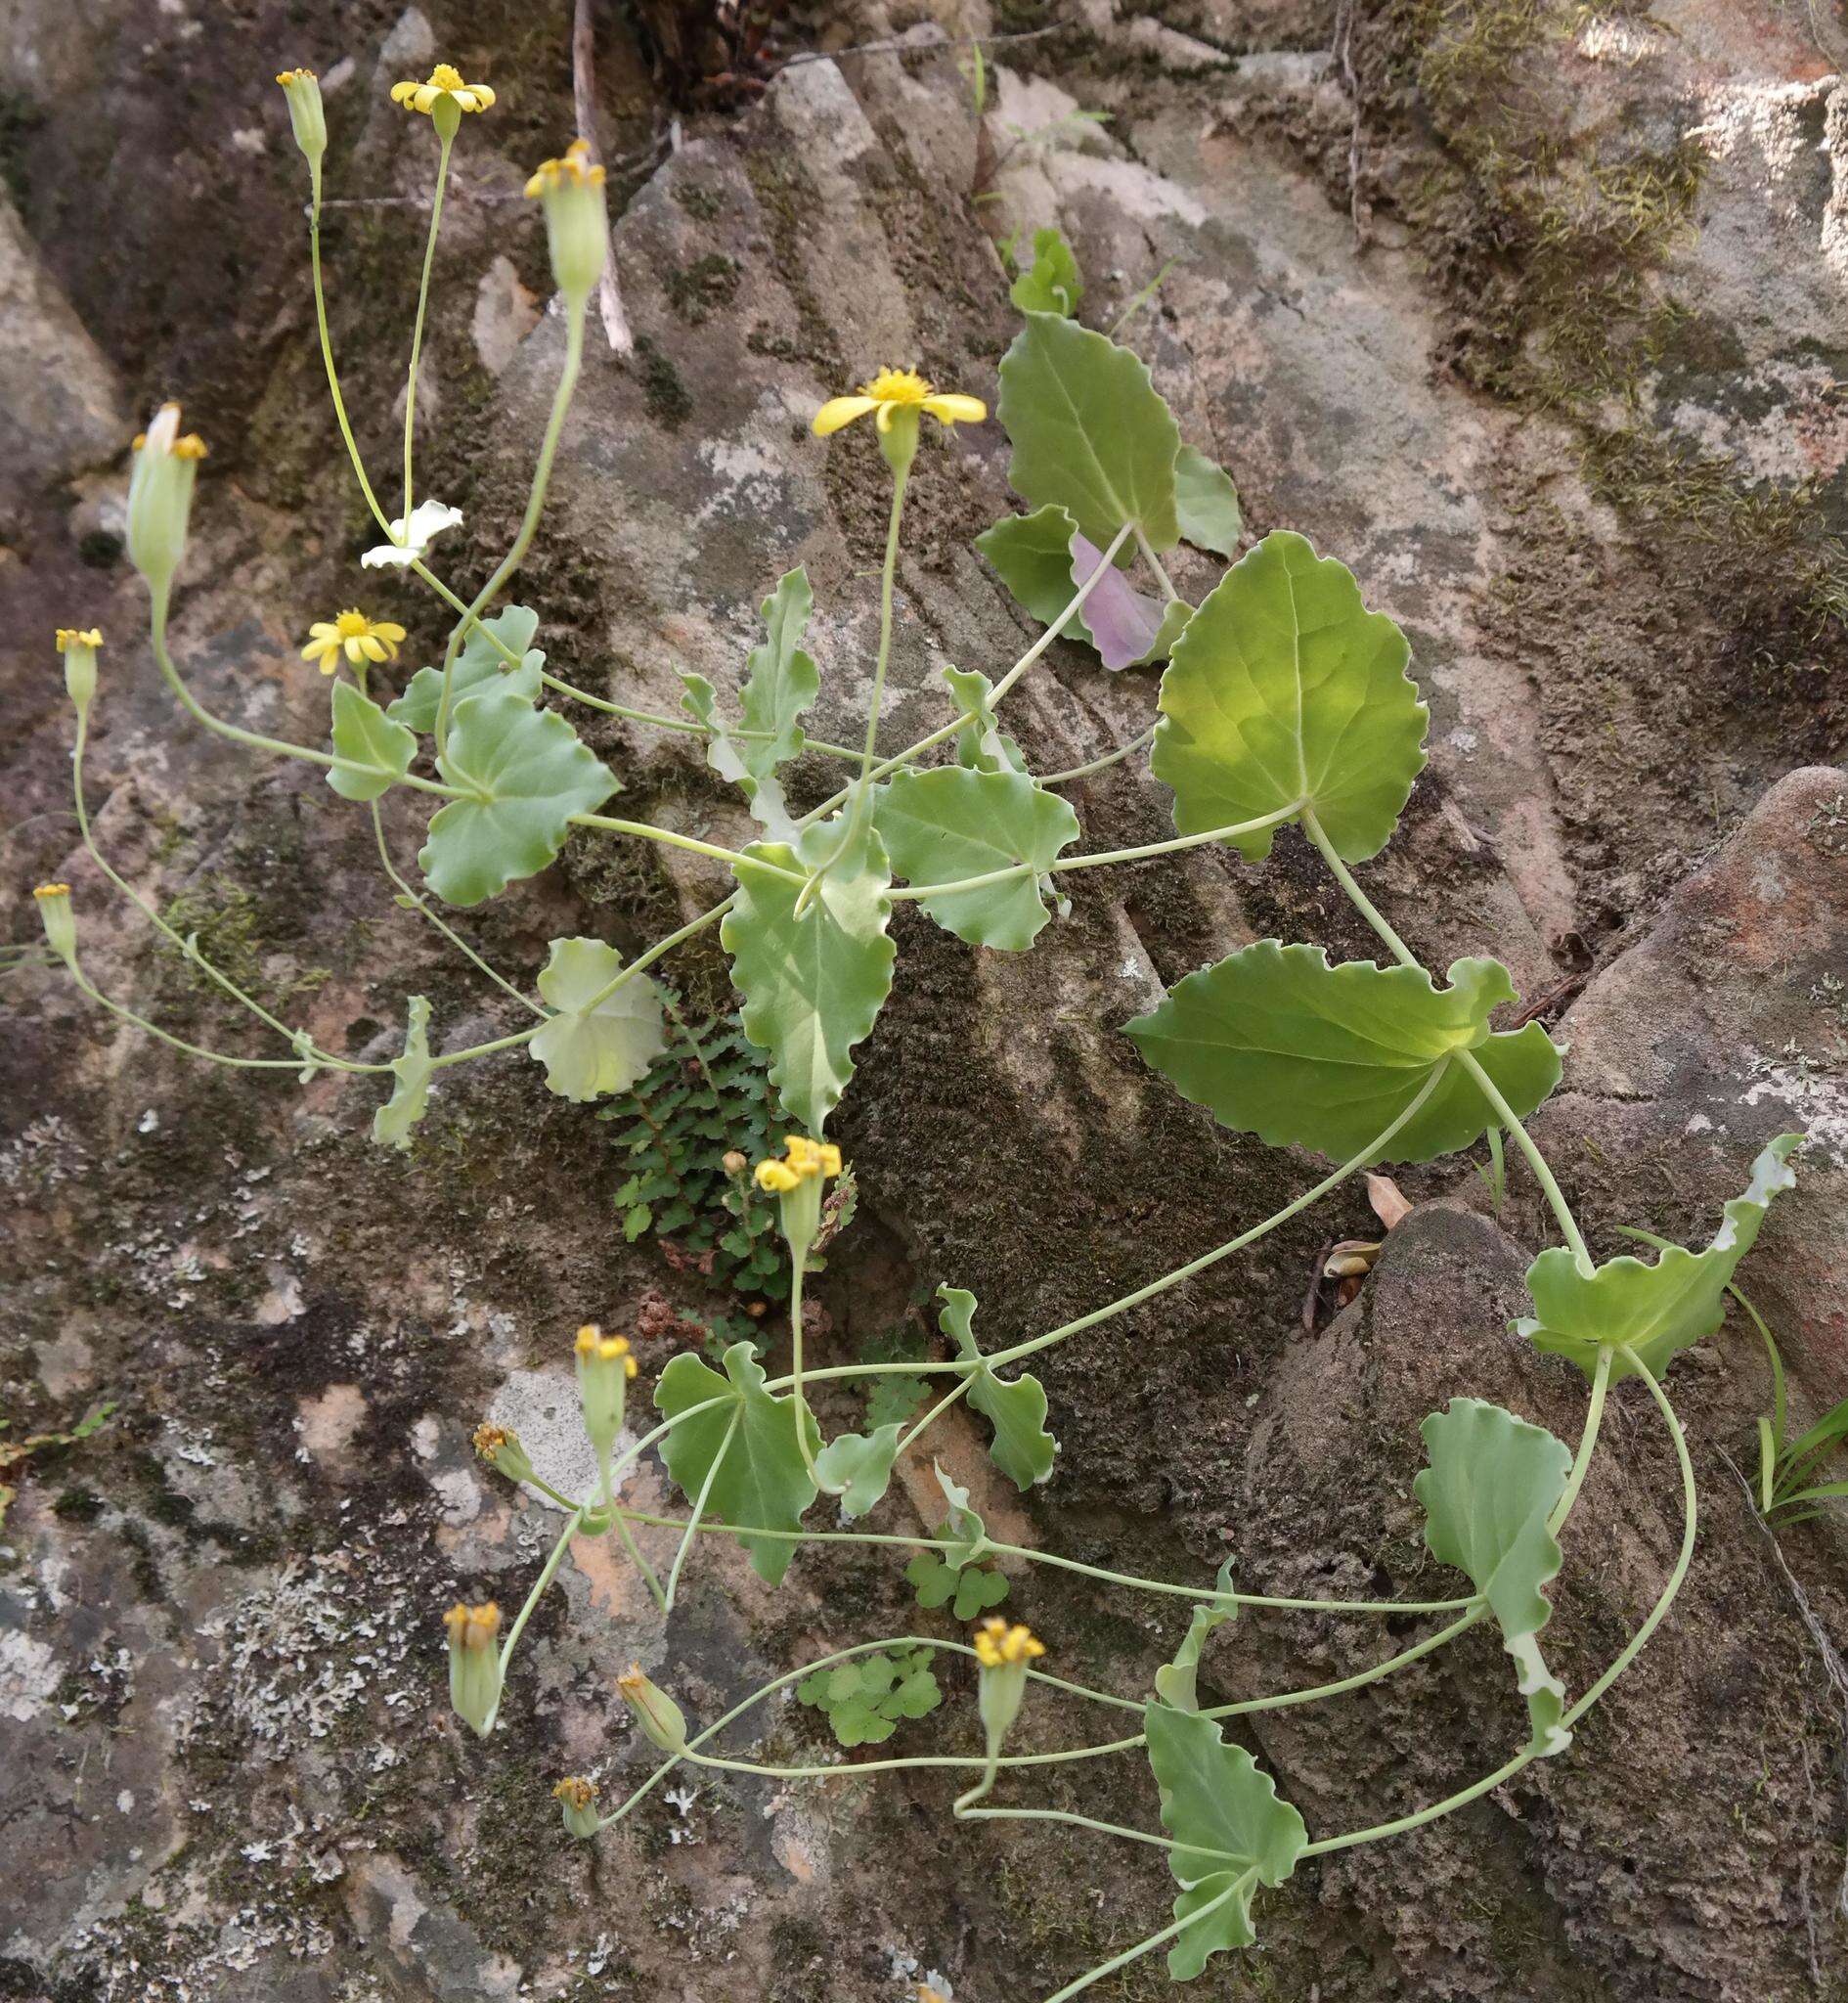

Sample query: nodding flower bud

[523,139,608,305]
[32,883,76,965]
[574,1322,635,1463]
[471,1422,536,1488]
[126,404,207,591]
[444,1600,504,1737]
[752,1135,843,1260]
[722,1149,748,1178]
[973,1617,1044,1756]
[275,67,327,164]
[552,1774,600,1840]
[616,1662,687,1754]
[55,628,101,713]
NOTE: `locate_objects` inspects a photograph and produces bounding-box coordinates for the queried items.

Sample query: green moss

[159,880,329,1002]
[664,251,740,325]
[633,334,693,428]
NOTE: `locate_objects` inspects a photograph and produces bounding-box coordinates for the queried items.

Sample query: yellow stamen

[443,1601,502,1650]
[973,1616,1045,1668]
[524,137,606,199]
[33,883,70,901]
[55,629,103,652]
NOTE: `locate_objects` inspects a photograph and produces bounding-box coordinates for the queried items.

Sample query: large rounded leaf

[1122,942,1562,1164]
[1152,530,1428,861]
[528,936,667,1102]
[996,312,1181,552]
[1518,1134,1803,1384]
[328,681,417,803]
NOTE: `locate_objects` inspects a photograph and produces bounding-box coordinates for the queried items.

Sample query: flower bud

[444,1600,504,1736]
[32,883,77,965]
[973,1617,1044,1757]
[616,1661,688,1754]
[275,67,327,164]
[55,629,101,713]
[126,404,207,590]
[574,1323,636,1463]
[471,1422,536,1488]
[552,1774,600,1840]
[722,1149,748,1178]
[523,140,608,305]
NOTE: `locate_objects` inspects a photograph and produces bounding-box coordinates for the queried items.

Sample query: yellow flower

[753,1135,842,1191]
[575,1322,638,1380]
[301,608,408,675]
[131,408,208,460]
[523,137,605,199]
[973,1617,1045,1669]
[55,629,103,652]
[32,882,70,903]
[444,1600,502,1652]
[390,63,496,116]
[813,367,987,438]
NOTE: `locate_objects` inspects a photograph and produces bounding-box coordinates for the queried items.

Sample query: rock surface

[1,3,1845,2000]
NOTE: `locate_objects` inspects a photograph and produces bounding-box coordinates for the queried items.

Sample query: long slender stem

[849,465,909,832]
[306,162,394,538]
[1043,1872,1251,2003]
[401,131,454,527]
[665,1409,737,1609]
[1549,1343,1611,1535]
[147,586,460,797]
[1035,724,1157,787]
[787,1255,824,1489]
[613,1511,669,1613]
[1132,523,1182,604]
[65,964,318,1070]
[436,294,587,752]
[569,814,804,881]
[535,667,862,758]
[488,1505,585,1727]
[895,1373,973,1457]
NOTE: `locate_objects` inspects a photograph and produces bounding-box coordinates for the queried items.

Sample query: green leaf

[721,820,896,1135]
[814,1422,903,1520]
[1153,1559,1238,1713]
[798,1647,940,1745]
[1518,1135,1804,1385]
[1173,444,1242,556]
[975,505,1102,652]
[418,686,618,907]
[904,1550,958,1610]
[873,769,1078,953]
[996,312,1182,551]
[1123,942,1563,1165]
[388,605,543,732]
[1415,1397,1574,1758]
[1144,1704,1305,1976]
[942,665,1028,776]
[328,680,418,802]
[373,995,434,1152]
[937,1286,1057,1489]
[680,568,819,841]
[952,1565,1009,1618]
[1009,226,1083,316]
[932,1462,991,1569]
[528,936,668,1102]
[654,1342,819,1585]
[1152,530,1428,861]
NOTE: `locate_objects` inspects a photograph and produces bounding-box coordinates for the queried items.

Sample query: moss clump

[633,334,693,428]
[160,880,329,1001]
[664,251,740,325]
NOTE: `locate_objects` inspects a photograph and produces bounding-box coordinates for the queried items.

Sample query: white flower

[361,499,462,568]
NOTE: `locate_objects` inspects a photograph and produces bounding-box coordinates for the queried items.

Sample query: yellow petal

[412,84,438,111]
[375,621,407,645]
[359,636,387,662]
[923,393,987,427]
[874,400,895,432]
[812,395,876,437]
[320,655,337,675]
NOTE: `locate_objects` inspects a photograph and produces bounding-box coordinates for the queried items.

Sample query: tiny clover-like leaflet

[1415,1397,1573,1758]
[1173,444,1242,556]
[1144,1704,1306,1979]
[373,994,434,1151]
[814,1421,903,1520]
[679,567,819,843]
[905,1550,1009,1619]
[942,665,1028,777]
[1151,529,1428,862]
[418,685,618,907]
[327,680,417,803]
[1123,943,1562,1165]
[387,604,544,733]
[931,1462,992,1569]
[527,936,667,1103]
[872,768,1079,953]
[936,1285,1056,1489]
[654,1341,819,1586]
[1518,1133,1803,1385]
[722,818,896,1135]
[996,311,1181,552]
[1008,225,1082,317]
[1152,1558,1238,1713]
[798,1647,940,1747]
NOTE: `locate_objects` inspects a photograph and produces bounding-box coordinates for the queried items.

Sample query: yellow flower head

[472,1423,511,1460]
[276,67,316,87]
[973,1617,1045,1669]
[56,629,103,653]
[753,1135,843,1192]
[443,1600,502,1651]
[552,1774,597,1809]
[390,63,496,116]
[524,138,605,200]
[814,367,987,438]
[575,1322,638,1379]
[132,405,208,461]
[33,882,70,903]
[301,608,408,675]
